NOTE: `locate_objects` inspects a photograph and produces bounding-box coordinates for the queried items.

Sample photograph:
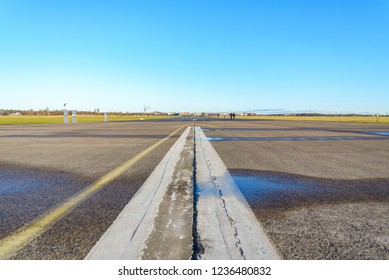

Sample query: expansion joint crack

[205,148,246,259]
[191,125,203,260]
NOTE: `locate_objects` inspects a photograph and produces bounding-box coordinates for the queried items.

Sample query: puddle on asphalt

[233,173,311,209]
[230,170,389,213]
[0,167,78,195]
[199,136,377,141]
[0,165,93,238]
[363,132,389,136]
[0,175,45,195]
[1,168,46,195]
[201,128,299,131]
[1,134,168,139]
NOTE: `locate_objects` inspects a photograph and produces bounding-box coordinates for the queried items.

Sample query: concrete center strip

[0,126,184,260]
[85,127,191,259]
[195,127,280,260]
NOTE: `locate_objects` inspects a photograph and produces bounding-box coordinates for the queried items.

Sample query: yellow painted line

[0,126,184,260]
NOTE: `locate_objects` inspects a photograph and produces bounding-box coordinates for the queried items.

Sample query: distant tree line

[1,109,386,117]
[0,109,169,116]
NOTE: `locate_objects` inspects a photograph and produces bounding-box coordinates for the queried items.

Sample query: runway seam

[191,125,204,260]
[195,126,280,259]
[200,138,246,259]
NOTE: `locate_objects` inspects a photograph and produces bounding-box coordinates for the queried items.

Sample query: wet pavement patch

[0,166,89,196]
[1,134,169,139]
[231,169,389,260]
[201,128,302,131]
[1,172,43,195]
[230,169,389,215]
[200,136,386,141]
[0,165,93,239]
[362,132,389,136]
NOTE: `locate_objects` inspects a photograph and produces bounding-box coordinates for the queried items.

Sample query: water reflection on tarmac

[231,170,389,211]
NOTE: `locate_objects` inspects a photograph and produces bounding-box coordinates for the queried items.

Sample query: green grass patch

[0,115,168,125]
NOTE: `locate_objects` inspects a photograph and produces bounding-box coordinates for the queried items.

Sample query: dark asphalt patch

[200,136,387,141]
[202,127,389,138]
[230,169,389,260]
[201,128,302,131]
[231,169,389,215]
[12,172,142,260]
[0,165,94,239]
[1,134,175,139]
[10,136,178,260]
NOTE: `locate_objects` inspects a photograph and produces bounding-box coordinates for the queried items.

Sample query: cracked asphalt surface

[1,118,388,259]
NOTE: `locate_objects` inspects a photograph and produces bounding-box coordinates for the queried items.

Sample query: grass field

[237,115,389,124]
[2,115,389,125]
[0,115,168,125]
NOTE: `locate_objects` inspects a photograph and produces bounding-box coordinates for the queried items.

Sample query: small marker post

[64,109,68,124]
[72,110,77,123]
[104,112,108,122]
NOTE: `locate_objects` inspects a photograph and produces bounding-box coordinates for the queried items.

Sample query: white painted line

[85,127,191,260]
[195,127,280,260]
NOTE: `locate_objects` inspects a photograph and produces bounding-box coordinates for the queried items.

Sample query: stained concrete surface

[141,133,194,260]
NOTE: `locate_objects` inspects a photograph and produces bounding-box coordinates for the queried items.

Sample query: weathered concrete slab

[195,127,280,260]
[86,127,191,259]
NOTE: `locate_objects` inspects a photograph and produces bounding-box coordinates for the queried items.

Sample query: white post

[72,110,77,123]
[104,112,108,122]
[64,109,68,124]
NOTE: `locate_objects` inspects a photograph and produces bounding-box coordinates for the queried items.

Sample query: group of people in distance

[221,112,236,120]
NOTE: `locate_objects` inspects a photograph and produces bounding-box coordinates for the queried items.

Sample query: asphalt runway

[0,120,186,259]
[1,118,388,259]
[199,119,389,179]
[196,119,389,259]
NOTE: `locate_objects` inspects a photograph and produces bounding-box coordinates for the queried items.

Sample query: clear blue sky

[1,0,388,113]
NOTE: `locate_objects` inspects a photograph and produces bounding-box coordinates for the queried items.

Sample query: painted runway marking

[0,126,183,260]
[86,127,191,259]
